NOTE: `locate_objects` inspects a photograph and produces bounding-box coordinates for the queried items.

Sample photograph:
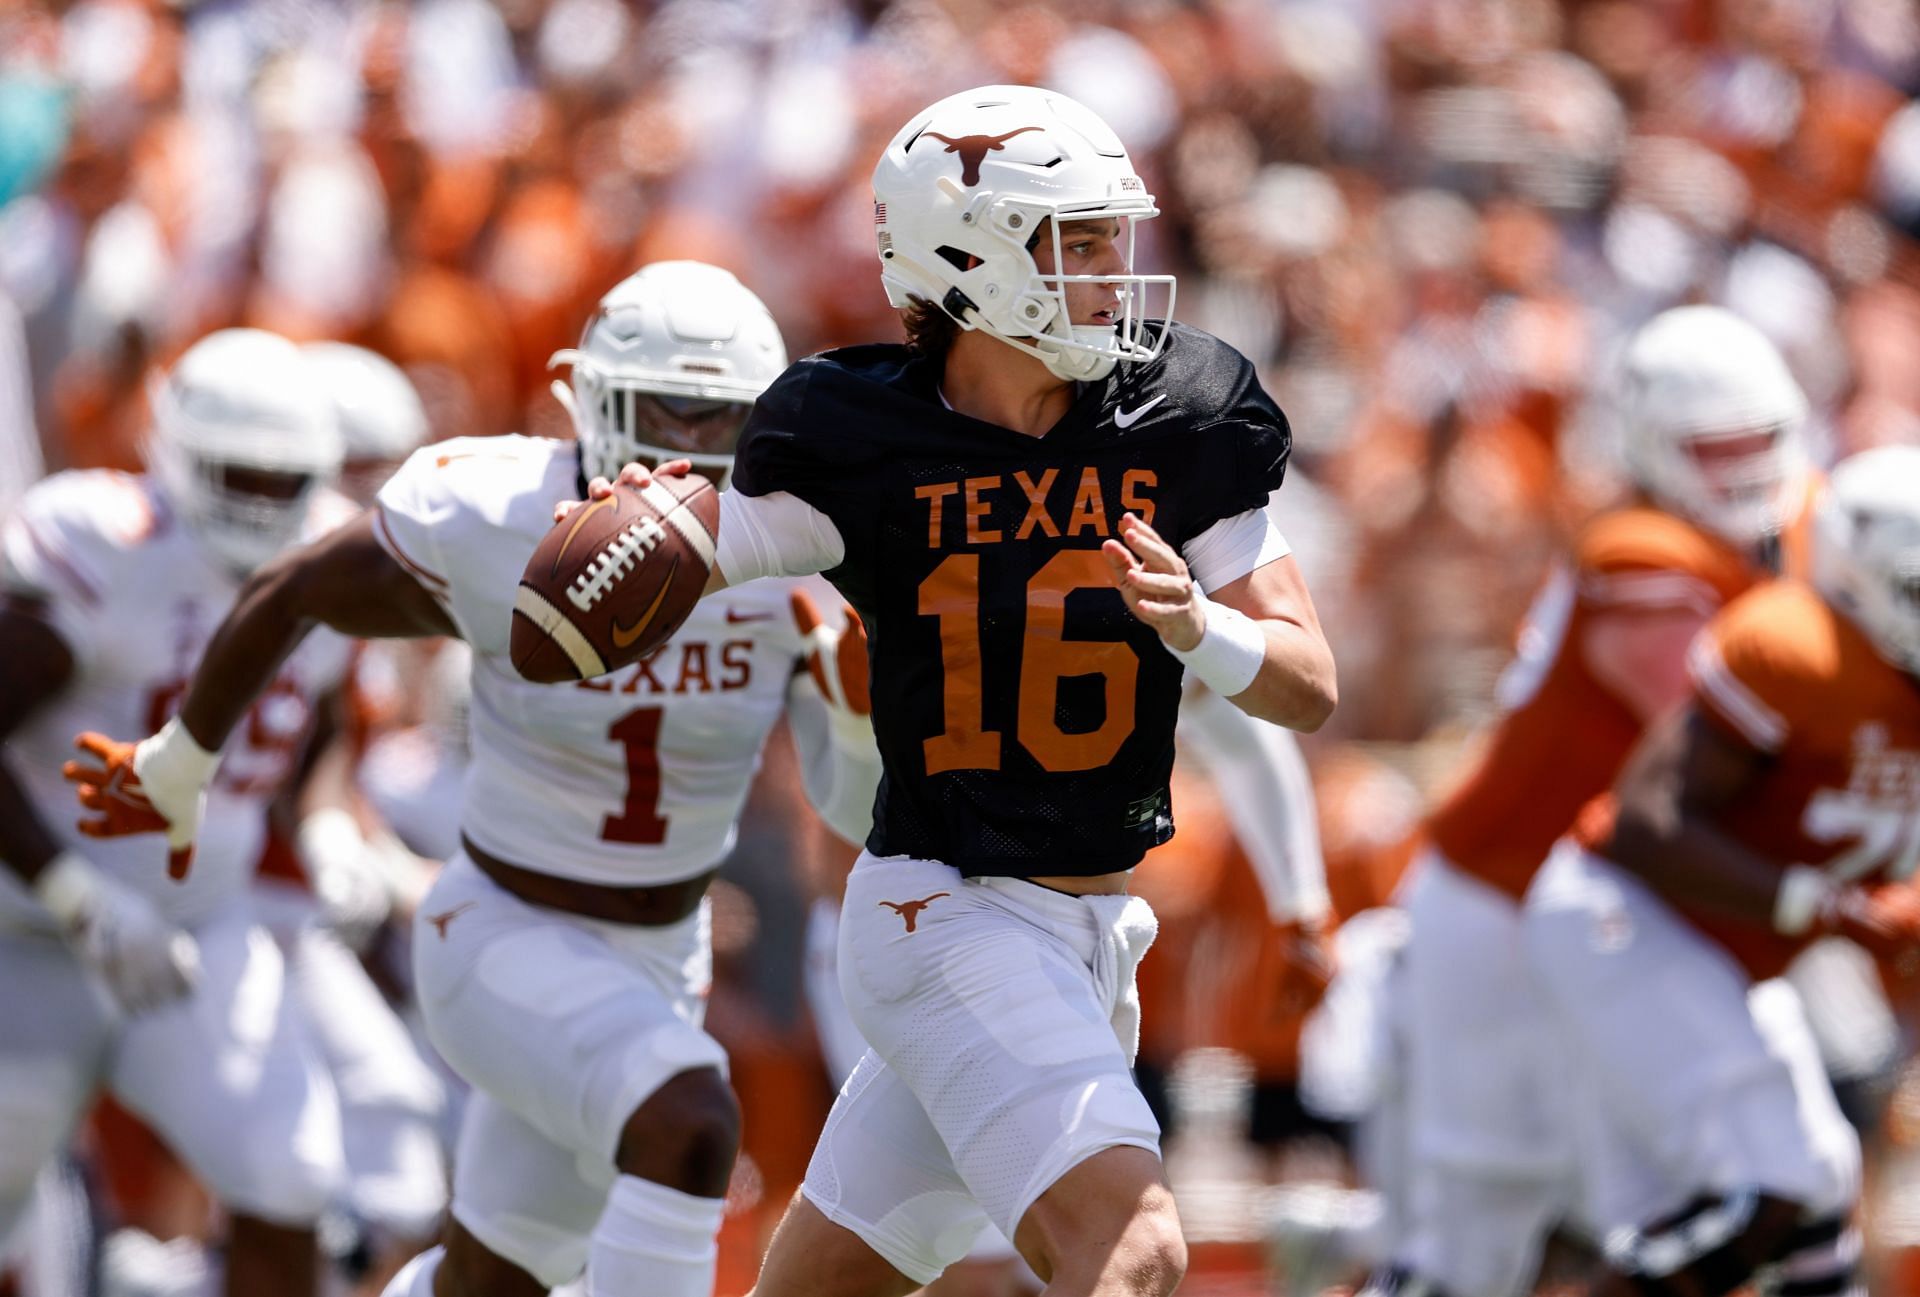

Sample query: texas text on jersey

[731,321,1291,878]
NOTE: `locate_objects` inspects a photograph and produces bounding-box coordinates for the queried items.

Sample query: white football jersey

[1,471,352,928]
[374,436,826,886]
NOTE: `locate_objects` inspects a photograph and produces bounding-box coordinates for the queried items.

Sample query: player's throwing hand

[552,458,694,523]
[1103,511,1205,651]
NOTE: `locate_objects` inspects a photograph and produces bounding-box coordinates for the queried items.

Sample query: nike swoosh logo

[1112,395,1166,429]
[612,556,681,648]
[726,609,775,624]
[550,495,618,579]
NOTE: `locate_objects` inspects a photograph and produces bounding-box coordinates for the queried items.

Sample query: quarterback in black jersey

[571,85,1335,1297]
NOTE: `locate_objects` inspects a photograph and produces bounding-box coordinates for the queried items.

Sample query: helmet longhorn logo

[878,892,950,933]
[916,127,1043,186]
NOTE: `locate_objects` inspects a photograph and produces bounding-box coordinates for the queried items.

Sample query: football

[511,473,720,684]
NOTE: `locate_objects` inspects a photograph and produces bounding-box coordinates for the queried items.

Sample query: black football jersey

[732,323,1291,877]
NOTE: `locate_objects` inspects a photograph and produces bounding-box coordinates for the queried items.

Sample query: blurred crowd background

[4,0,1920,1293]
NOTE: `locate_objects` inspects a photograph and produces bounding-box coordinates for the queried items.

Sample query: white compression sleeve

[784,672,882,848]
[1182,507,1291,593]
[714,490,845,585]
[1178,684,1331,922]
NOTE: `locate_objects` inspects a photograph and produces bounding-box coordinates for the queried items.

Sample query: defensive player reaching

[0,329,350,1296]
[1521,444,1920,1297]
[64,263,882,1297]
[578,84,1336,1296]
[1373,306,1817,1297]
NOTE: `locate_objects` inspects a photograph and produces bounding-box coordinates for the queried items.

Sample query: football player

[1370,306,1817,1297]
[800,682,1334,1297]
[0,328,349,1296]
[573,85,1337,1296]
[1521,444,1920,1297]
[65,262,883,1297]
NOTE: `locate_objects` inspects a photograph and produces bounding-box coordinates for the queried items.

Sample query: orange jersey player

[1375,306,1817,1297]
[1524,445,1920,1297]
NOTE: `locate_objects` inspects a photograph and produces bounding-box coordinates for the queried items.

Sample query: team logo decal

[914,127,1043,186]
[878,892,950,933]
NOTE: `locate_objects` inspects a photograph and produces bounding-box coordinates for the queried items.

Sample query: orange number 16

[918,552,1139,775]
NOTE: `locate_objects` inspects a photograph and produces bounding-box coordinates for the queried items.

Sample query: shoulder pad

[1124,324,1277,429]
[2,470,160,604]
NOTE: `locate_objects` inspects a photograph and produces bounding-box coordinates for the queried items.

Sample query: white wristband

[140,717,221,792]
[1773,865,1838,936]
[33,851,102,928]
[1168,598,1266,697]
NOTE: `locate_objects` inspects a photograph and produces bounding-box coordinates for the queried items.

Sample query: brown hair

[902,296,961,362]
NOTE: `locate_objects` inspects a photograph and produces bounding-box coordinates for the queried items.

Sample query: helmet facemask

[1640,422,1808,549]
[552,353,752,487]
[187,460,322,572]
[548,261,789,488]
[143,331,341,577]
[908,196,1175,382]
[874,85,1177,384]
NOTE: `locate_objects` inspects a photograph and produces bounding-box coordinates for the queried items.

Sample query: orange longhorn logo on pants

[878,893,950,934]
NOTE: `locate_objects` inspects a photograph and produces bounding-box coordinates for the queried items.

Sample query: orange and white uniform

[1395,508,1803,1297]
[1523,581,1915,1238]
[1659,581,1920,978]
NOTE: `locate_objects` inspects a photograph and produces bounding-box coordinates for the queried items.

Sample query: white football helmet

[301,342,430,504]
[1813,445,1920,675]
[872,84,1175,383]
[1619,305,1809,547]
[146,329,342,574]
[549,261,788,487]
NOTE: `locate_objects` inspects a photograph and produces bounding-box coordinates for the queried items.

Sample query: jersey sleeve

[373,441,537,656]
[1574,512,1733,618]
[1685,586,1825,755]
[1181,414,1292,541]
[0,472,143,666]
[1183,504,1291,593]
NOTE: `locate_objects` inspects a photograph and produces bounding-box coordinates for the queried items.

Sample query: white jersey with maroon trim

[1,471,352,928]
[373,435,824,886]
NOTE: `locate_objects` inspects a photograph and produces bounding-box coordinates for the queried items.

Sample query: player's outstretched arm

[63,513,455,869]
[1608,708,1781,924]
[178,512,456,749]
[1611,708,1920,964]
[1103,513,1336,732]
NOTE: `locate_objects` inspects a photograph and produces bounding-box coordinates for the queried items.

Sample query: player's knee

[1607,1191,1803,1297]
[615,1069,740,1198]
